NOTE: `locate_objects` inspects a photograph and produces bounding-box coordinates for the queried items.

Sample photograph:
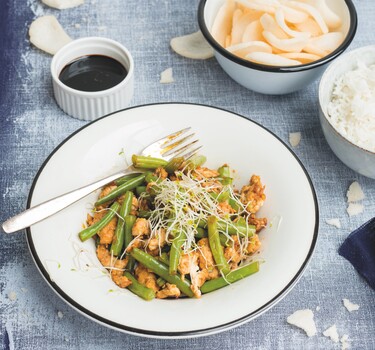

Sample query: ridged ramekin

[51,37,134,121]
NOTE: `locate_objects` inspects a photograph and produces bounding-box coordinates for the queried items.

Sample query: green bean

[111,192,133,256]
[195,227,228,246]
[209,191,230,203]
[195,227,207,239]
[135,186,147,196]
[158,252,170,266]
[188,155,206,167]
[198,218,256,237]
[137,210,152,219]
[132,155,168,169]
[156,277,166,287]
[218,165,231,178]
[124,272,155,301]
[201,261,260,294]
[95,174,146,206]
[79,202,120,242]
[145,172,158,183]
[126,257,136,272]
[228,198,241,212]
[164,157,185,174]
[115,173,140,186]
[130,248,195,297]
[169,232,186,275]
[207,216,230,275]
[124,215,137,249]
[124,215,137,271]
[221,177,233,185]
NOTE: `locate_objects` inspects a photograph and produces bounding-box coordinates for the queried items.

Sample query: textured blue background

[0,0,374,349]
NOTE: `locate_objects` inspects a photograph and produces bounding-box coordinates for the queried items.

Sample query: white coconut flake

[74,23,81,29]
[8,291,17,301]
[170,30,214,60]
[160,68,174,84]
[341,334,350,350]
[289,132,301,147]
[326,218,341,229]
[323,324,339,343]
[316,306,321,311]
[29,15,72,55]
[343,298,359,312]
[347,203,364,217]
[287,309,317,337]
[42,0,84,10]
[327,60,375,153]
[347,181,365,203]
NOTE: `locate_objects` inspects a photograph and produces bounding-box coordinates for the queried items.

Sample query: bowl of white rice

[319,45,375,179]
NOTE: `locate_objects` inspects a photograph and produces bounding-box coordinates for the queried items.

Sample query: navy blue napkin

[339,217,375,290]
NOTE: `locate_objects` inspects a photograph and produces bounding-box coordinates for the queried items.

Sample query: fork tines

[159,127,201,161]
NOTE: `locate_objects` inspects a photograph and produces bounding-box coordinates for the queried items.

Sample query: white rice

[327,60,375,152]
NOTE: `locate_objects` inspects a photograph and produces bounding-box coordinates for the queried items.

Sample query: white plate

[26,103,318,338]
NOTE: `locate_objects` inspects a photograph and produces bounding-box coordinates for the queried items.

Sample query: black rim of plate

[26,102,319,338]
[198,0,358,73]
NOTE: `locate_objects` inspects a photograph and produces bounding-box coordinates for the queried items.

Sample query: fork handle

[2,168,140,234]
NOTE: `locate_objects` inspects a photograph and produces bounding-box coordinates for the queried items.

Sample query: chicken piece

[88,209,117,245]
[147,228,167,252]
[96,244,113,267]
[218,201,236,215]
[240,175,266,214]
[193,167,220,180]
[197,238,219,280]
[178,251,199,276]
[246,234,261,254]
[132,218,150,236]
[154,167,168,180]
[131,196,138,216]
[96,245,131,288]
[98,215,117,245]
[156,283,181,299]
[248,214,267,232]
[135,264,159,292]
[126,237,144,252]
[224,235,242,269]
[96,185,117,209]
[111,258,131,288]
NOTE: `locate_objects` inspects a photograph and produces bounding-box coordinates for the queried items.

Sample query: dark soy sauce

[59,55,128,92]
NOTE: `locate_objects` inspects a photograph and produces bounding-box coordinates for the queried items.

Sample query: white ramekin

[51,37,134,121]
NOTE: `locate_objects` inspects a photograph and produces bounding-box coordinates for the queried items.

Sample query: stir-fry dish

[78,155,267,300]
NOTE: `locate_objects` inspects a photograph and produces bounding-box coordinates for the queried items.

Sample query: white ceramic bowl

[25,103,318,338]
[198,0,357,95]
[51,37,134,121]
[319,45,375,179]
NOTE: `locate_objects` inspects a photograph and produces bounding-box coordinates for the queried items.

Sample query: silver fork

[2,127,201,234]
